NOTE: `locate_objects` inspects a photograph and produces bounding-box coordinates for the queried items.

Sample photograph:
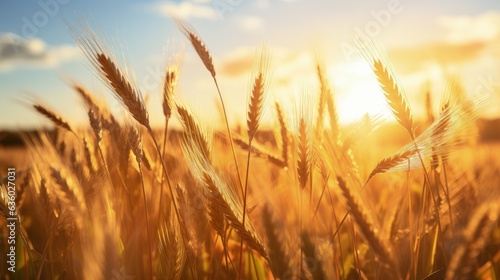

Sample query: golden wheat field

[2,2,500,280]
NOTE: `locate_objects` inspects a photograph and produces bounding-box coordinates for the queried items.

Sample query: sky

[1,0,500,130]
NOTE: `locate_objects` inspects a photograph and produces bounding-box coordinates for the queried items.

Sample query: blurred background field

[2,1,500,279]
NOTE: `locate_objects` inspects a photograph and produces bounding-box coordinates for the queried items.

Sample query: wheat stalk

[301,231,327,280]
[316,61,339,136]
[202,171,269,260]
[162,42,183,121]
[425,87,435,123]
[157,206,186,280]
[127,125,154,279]
[182,141,268,261]
[163,68,178,120]
[177,21,216,78]
[239,47,272,274]
[367,148,417,182]
[275,102,289,166]
[70,20,150,129]
[83,138,94,173]
[247,72,265,137]
[176,20,245,213]
[247,48,270,141]
[128,126,143,163]
[315,63,328,132]
[88,109,102,143]
[157,53,182,241]
[0,181,10,218]
[233,136,285,167]
[373,59,414,137]
[297,118,311,189]
[97,53,150,128]
[430,104,452,167]
[373,100,477,173]
[262,204,291,278]
[73,84,99,110]
[336,176,399,274]
[177,104,211,162]
[446,203,499,279]
[50,167,87,223]
[58,140,66,156]
[33,104,74,134]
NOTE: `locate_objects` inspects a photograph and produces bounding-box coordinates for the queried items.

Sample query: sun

[330,60,392,124]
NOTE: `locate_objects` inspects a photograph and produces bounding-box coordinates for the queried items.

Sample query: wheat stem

[147,127,198,279]
[213,78,244,196]
[138,161,154,280]
[238,137,253,279]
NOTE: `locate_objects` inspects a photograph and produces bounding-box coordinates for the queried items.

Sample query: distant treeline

[1,118,499,147]
[0,128,278,147]
[477,118,500,142]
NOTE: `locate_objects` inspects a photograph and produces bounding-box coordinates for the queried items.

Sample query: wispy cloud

[0,33,78,71]
[158,1,217,21]
[388,41,489,74]
[218,47,255,77]
[218,46,314,86]
[387,12,500,74]
[236,16,264,31]
[439,12,500,44]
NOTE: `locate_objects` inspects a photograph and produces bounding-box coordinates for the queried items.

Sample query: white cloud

[439,12,500,44]
[219,46,315,86]
[236,16,264,31]
[158,2,217,21]
[0,33,78,71]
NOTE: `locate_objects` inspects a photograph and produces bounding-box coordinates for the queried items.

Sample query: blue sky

[1,0,500,130]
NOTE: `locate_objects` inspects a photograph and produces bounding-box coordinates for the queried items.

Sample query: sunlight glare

[331,60,392,124]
